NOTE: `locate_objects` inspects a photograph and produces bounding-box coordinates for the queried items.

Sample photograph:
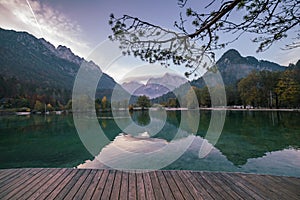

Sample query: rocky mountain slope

[0,28,117,102]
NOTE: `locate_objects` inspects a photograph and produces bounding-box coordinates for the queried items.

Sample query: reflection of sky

[78,133,300,177]
[242,149,300,177]
[78,112,300,177]
[1,0,299,82]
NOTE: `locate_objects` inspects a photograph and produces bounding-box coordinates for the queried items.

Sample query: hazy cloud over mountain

[0,0,90,57]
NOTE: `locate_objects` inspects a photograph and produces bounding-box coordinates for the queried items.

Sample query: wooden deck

[0,168,299,200]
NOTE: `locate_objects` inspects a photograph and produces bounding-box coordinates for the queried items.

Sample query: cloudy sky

[0,0,299,83]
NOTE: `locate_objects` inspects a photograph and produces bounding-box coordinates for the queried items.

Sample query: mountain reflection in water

[77,110,300,177]
[0,110,299,177]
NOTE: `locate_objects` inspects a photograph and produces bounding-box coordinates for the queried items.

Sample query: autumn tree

[109,0,299,77]
[34,100,44,111]
[46,103,54,111]
[65,100,72,110]
[275,70,300,108]
[101,96,108,110]
[238,71,260,107]
[168,98,179,108]
[237,70,299,108]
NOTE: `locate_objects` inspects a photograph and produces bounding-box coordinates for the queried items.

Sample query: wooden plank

[0,168,43,199]
[241,174,299,199]
[11,168,55,200]
[0,169,299,200]
[181,171,214,200]
[149,171,165,200]
[174,170,203,200]
[91,169,109,199]
[210,172,251,200]
[278,176,300,187]
[0,168,31,188]
[110,170,122,200]
[119,171,129,200]
[235,173,286,199]
[198,171,233,199]
[221,173,265,200]
[50,169,84,200]
[44,169,77,200]
[155,171,174,199]
[73,169,97,200]
[264,175,300,191]
[128,171,137,200]
[101,170,116,199]
[136,172,146,200]
[63,169,91,200]
[142,171,156,200]
[204,172,240,199]
[81,170,104,200]
[29,168,70,200]
[0,169,19,183]
[162,171,185,200]
[155,170,173,199]
[2,168,45,200]
[168,170,195,200]
[185,171,222,199]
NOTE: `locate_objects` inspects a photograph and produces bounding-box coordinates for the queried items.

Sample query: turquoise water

[0,110,299,177]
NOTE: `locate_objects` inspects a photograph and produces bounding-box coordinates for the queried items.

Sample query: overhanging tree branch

[108,0,300,77]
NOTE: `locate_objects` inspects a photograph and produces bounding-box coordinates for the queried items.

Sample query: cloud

[0,0,90,57]
[281,48,300,66]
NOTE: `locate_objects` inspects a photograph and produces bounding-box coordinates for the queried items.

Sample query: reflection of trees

[2,111,299,168]
[0,115,92,168]
[99,119,123,141]
[214,111,300,166]
[166,110,180,127]
[180,110,199,133]
[162,110,300,166]
[131,110,150,126]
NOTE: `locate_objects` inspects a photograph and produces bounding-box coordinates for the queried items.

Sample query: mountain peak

[121,73,187,99]
[212,49,286,86]
[223,49,241,57]
[218,49,243,64]
[147,73,187,89]
[39,38,57,54]
[56,45,83,65]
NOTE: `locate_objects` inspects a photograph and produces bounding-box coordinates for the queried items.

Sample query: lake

[0,110,299,177]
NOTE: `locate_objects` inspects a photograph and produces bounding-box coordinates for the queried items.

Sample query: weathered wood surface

[0,168,299,199]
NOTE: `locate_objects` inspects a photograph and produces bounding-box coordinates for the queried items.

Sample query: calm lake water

[0,110,299,177]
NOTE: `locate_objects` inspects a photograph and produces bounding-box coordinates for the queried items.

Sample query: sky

[0,0,299,83]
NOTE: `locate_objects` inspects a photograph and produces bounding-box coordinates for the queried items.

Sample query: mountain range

[121,73,187,99]
[153,49,289,103]
[0,28,117,103]
[0,27,294,106]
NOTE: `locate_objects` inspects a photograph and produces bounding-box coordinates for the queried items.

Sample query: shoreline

[1,107,299,116]
[198,108,300,112]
